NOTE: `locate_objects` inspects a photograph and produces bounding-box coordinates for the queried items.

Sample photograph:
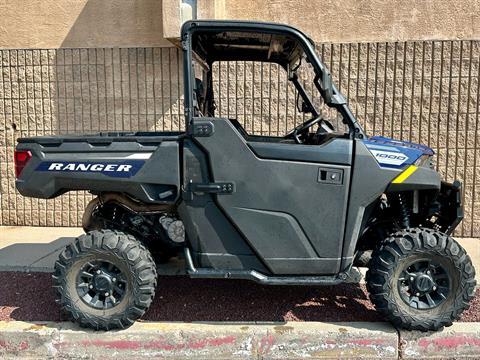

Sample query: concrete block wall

[1,40,480,237]
[0,47,184,227]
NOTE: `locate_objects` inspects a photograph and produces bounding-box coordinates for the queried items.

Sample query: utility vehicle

[15,20,476,331]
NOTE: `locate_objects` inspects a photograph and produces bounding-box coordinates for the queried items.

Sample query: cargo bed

[15,131,184,203]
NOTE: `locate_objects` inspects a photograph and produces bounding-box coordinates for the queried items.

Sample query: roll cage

[181,20,365,139]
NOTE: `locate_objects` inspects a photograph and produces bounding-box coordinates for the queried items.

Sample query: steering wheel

[285,115,324,144]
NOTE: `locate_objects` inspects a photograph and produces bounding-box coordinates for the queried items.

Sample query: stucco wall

[219,0,480,43]
[1,0,479,48]
[0,0,172,48]
[163,0,480,43]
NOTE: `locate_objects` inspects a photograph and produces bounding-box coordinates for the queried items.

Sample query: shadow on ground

[0,272,381,323]
[0,238,75,272]
[1,272,478,323]
[145,277,381,322]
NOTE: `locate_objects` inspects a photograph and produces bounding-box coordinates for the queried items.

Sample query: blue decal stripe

[35,160,145,178]
[363,136,431,169]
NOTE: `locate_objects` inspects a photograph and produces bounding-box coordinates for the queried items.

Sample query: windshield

[290,54,322,115]
[289,53,347,131]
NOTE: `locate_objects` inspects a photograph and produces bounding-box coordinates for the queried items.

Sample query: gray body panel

[248,139,352,165]
[192,118,351,275]
[179,140,269,273]
[387,166,441,192]
[341,141,400,268]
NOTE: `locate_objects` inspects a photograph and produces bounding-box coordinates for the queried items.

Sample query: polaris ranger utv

[14,20,475,331]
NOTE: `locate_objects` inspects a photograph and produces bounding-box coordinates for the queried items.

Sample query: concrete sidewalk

[0,226,185,274]
[0,226,479,282]
[0,320,478,359]
[0,226,80,272]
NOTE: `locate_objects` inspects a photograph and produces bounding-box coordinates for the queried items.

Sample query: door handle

[318,168,343,185]
[190,182,235,194]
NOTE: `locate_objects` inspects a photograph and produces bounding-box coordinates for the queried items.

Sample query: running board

[183,248,350,286]
[189,268,344,286]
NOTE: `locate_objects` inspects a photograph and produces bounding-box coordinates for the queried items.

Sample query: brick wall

[1,41,480,236]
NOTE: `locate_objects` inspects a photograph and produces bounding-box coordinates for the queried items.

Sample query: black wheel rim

[76,260,127,309]
[397,258,451,310]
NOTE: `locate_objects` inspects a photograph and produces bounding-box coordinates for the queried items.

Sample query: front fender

[386,165,441,192]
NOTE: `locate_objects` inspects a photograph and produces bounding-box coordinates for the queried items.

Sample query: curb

[0,321,398,359]
[400,322,480,359]
[0,321,478,359]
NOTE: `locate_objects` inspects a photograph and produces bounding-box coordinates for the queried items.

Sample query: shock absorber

[397,193,410,228]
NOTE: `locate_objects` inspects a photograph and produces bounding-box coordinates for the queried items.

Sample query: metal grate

[1,41,480,237]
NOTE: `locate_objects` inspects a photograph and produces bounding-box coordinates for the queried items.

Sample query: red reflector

[14,150,32,178]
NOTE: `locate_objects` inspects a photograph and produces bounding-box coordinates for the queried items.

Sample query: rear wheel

[366,228,476,331]
[53,230,157,330]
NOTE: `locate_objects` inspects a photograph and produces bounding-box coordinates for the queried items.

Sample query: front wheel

[366,228,476,331]
[53,230,157,330]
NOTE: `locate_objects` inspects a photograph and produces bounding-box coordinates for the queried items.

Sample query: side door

[193,118,352,275]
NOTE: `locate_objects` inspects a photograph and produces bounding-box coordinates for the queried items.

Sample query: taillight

[14,150,32,178]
